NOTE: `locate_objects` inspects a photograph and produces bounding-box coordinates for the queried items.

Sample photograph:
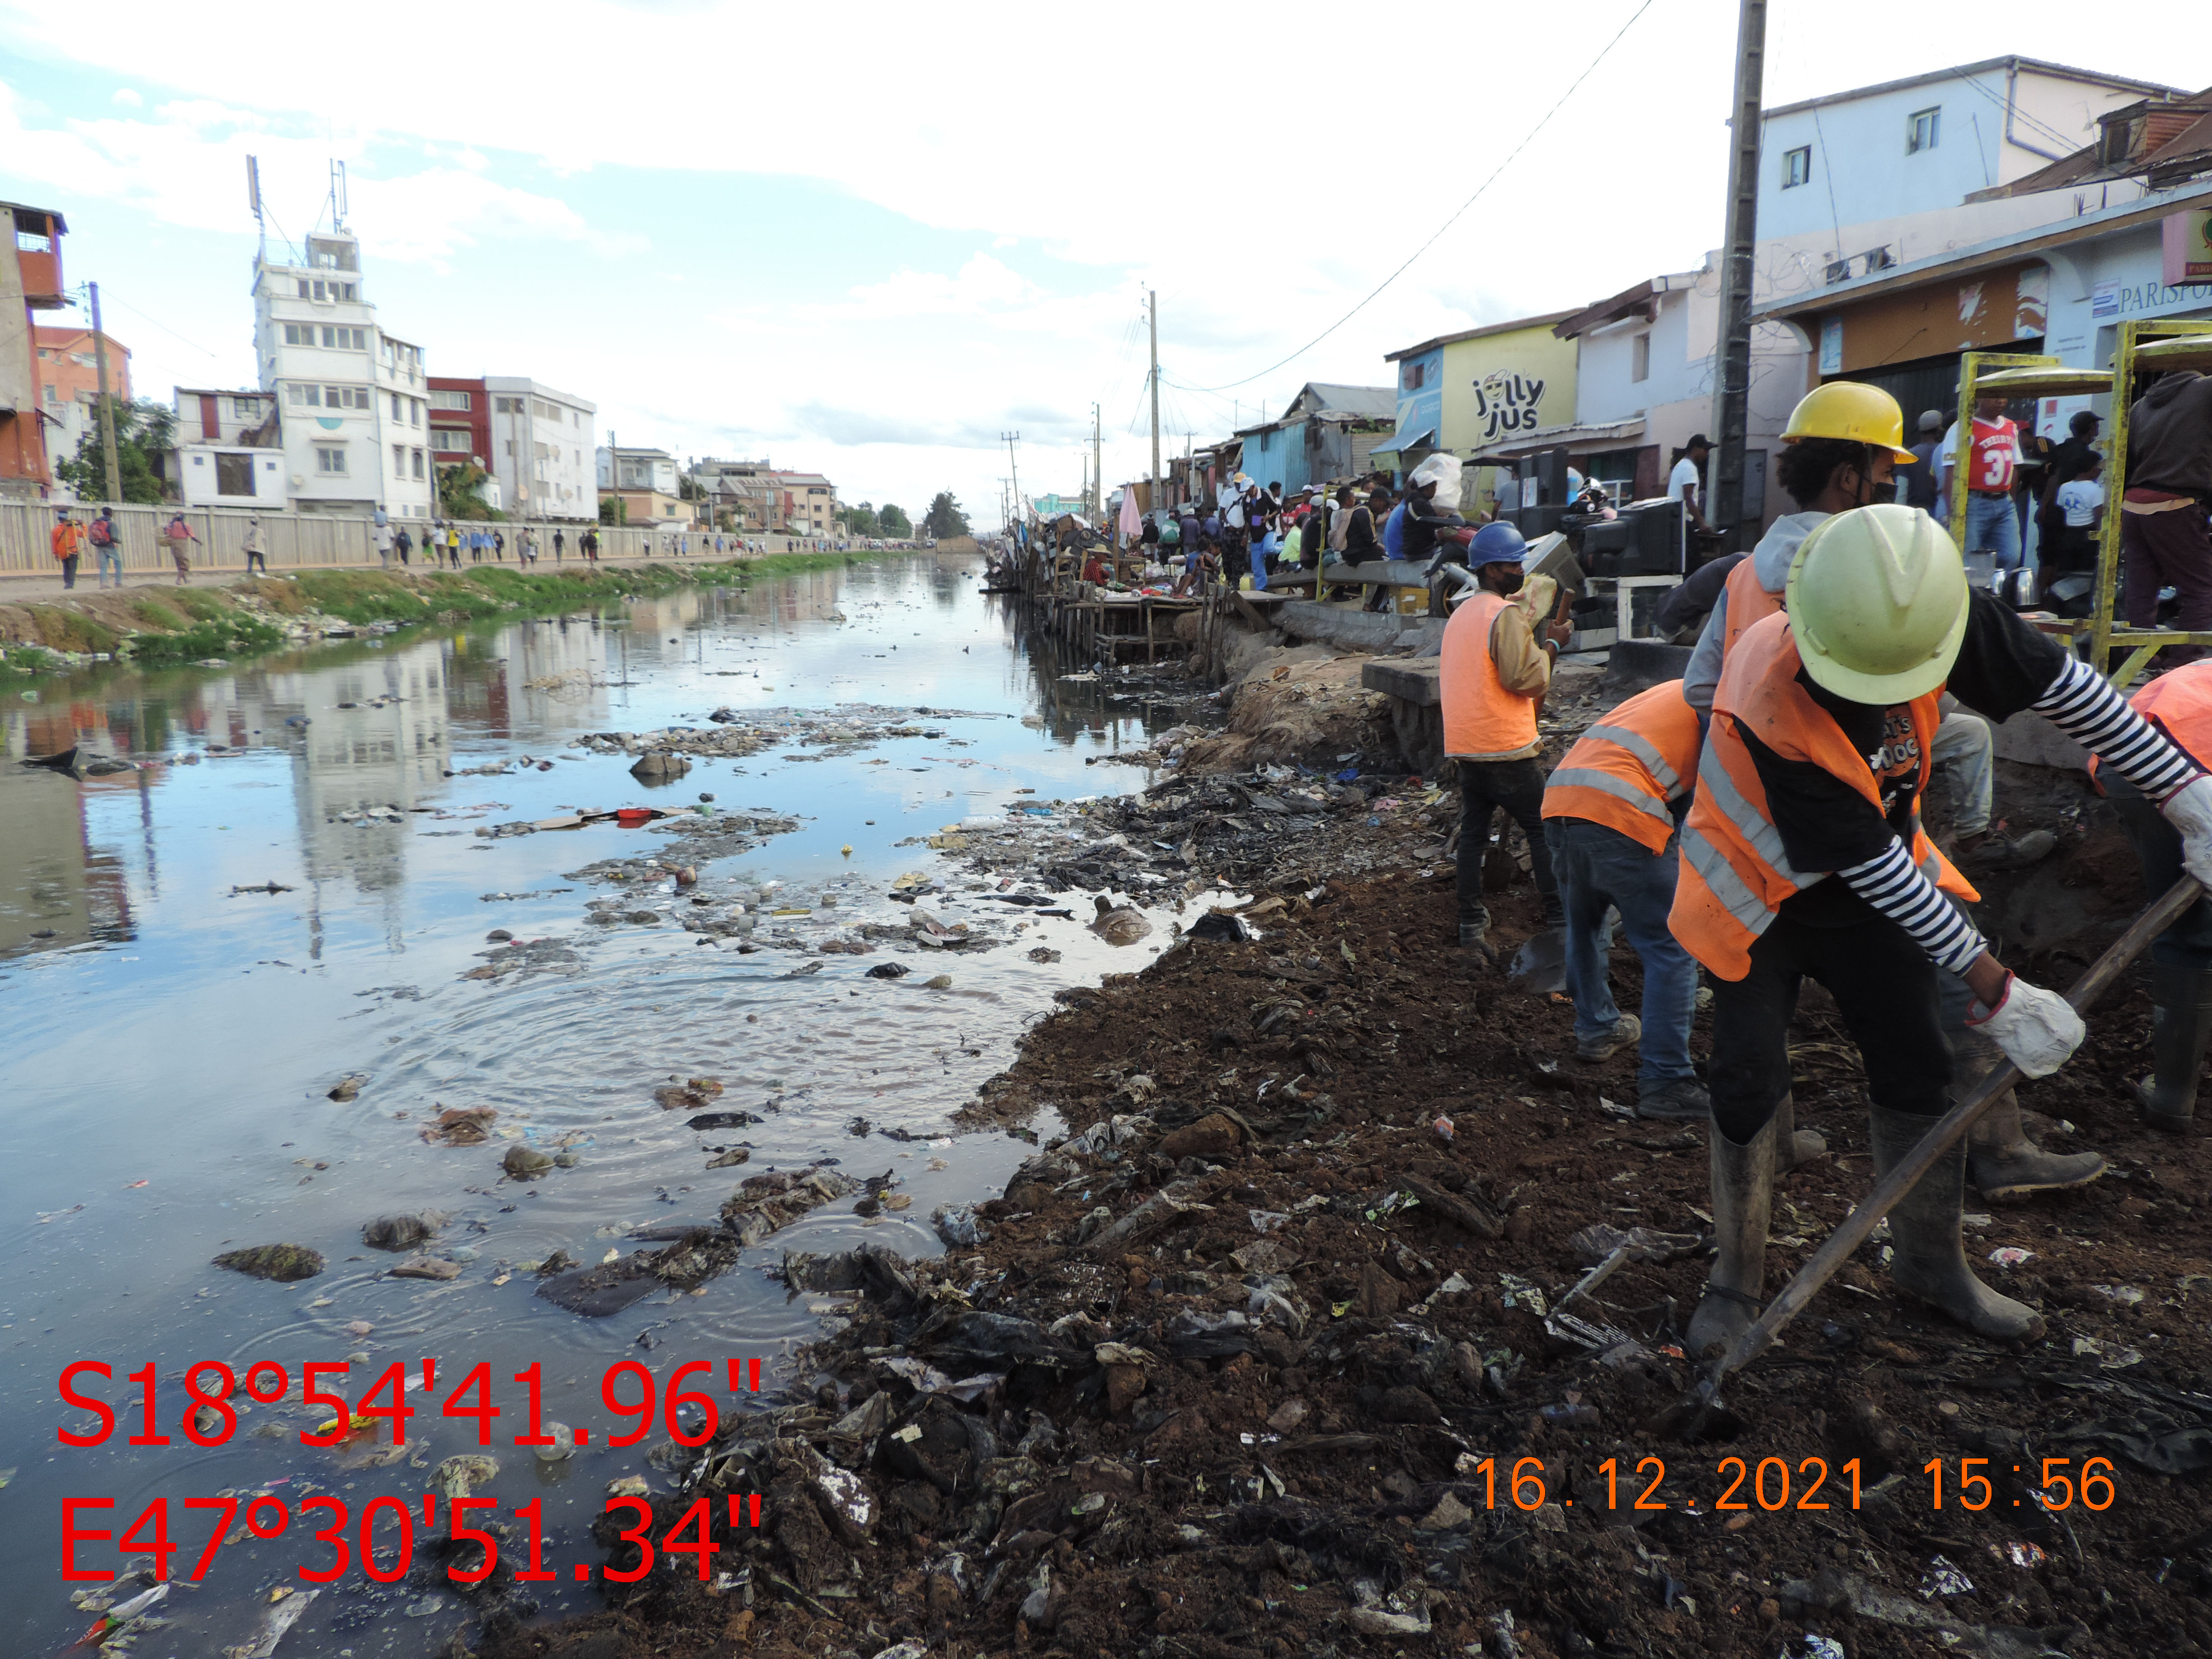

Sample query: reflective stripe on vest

[1668,610,1976,979]
[1540,679,1701,853]
[1441,590,1539,757]
[1582,722,1683,794]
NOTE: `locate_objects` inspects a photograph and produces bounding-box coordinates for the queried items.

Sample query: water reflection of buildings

[0,702,141,958]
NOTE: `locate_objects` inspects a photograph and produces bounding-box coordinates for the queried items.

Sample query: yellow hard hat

[1785,504,1968,703]
[1780,382,1918,464]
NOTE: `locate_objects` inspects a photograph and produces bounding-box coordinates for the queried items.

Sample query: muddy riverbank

[469,654,2212,1659]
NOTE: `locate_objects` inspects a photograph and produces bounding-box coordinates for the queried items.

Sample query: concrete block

[1600,639,1694,695]
[1991,708,2087,772]
[1362,659,1443,706]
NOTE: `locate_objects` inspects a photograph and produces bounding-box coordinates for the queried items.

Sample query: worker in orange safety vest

[1669,504,2212,1356]
[2099,661,2212,1133]
[1443,520,1569,960]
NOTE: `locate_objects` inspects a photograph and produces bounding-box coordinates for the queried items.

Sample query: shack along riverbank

[479,642,2212,1659]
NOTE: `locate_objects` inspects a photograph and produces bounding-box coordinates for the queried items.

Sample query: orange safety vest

[1719,554,1781,658]
[1669,611,1977,980]
[1542,679,1701,853]
[2090,663,2212,787]
[1441,590,1540,759]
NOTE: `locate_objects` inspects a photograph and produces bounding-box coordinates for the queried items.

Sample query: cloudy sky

[0,3,2189,528]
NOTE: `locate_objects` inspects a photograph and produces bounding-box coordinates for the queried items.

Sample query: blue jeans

[1964,492,2022,571]
[97,548,123,586]
[1543,816,1699,1087]
[1249,544,1268,591]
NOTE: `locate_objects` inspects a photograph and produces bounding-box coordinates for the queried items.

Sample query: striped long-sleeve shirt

[1737,591,2203,969]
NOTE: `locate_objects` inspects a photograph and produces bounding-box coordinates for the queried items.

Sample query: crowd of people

[1442,374,2212,1355]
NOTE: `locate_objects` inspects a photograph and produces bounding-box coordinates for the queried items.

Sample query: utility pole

[1147,291,1162,520]
[88,281,122,505]
[1003,431,1021,525]
[1092,403,1101,520]
[1707,0,1767,548]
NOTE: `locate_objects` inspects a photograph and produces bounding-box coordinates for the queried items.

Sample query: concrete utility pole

[1147,291,1162,519]
[88,282,122,504]
[1707,0,1767,547]
[1092,403,1101,520]
[1003,431,1021,523]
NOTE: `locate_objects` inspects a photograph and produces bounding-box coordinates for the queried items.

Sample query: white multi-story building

[252,229,434,519]
[486,378,596,521]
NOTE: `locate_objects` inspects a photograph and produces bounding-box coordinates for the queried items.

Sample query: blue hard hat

[1468,520,1527,568]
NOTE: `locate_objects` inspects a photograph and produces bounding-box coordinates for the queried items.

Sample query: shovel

[1650,875,2203,1440]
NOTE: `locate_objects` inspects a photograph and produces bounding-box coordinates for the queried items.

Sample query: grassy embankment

[0,551,890,675]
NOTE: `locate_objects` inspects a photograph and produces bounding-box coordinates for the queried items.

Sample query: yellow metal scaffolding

[1950,323,2212,689]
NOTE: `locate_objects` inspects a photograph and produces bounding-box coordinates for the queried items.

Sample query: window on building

[430,389,473,411]
[231,396,260,419]
[393,443,406,475]
[36,347,50,360]
[216,453,257,496]
[1782,145,1811,188]
[315,445,348,476]
[410,398,422,426]
[296,279,310,299]
[504,440,515,457]
[70,351,94,367]
[1907,107,1940,154]
[1631,332,1651,383]
[429,428,470,453]
[283,323,314,346]
[493,396,518,413]
[1403,361,1425,391]
[42,384,58,404]
[322,385,370,410]
[411,449,425,480]
[287,384,320,407]
[534,399,560,421]
[338,283,357,301]
[320,326,368,350]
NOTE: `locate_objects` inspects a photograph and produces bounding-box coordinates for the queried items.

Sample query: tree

[838,501,880,537]
[599,494,628,526]
[436,461,504,520]
[878,502,913,537]
[56,395,173,504]
[923,492,970,539]
[679,474,704,502]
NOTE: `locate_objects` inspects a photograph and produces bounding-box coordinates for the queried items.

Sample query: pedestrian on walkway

[162,511,197,584]
[583,528,600,564]
[375,515,394,569]
[1443,521,1568,960]
[1542,679,1712,1119]
[1673,503,2212,1354]
[51,507,84,589]
[493,529,506,562]
[394,525,412,567]
[449,525,463,569]
[553,529,566,562]
[89,507,122,588]
[2119,366,2212,662]
[1938,393,2026,576]
[243,514,268,576]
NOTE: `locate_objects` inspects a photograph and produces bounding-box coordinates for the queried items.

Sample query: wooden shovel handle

[1706,875,2203,1388]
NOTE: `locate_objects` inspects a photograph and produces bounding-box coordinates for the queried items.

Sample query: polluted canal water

[0,554,1218,1653]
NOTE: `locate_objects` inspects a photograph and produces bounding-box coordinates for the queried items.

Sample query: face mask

[1488,567,1526,595]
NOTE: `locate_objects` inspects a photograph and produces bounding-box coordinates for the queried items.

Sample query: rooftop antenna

[245,155,266,258]
[328,159,349,234]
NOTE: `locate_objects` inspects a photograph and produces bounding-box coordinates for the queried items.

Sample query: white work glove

[1967,975,2084,1079]
[2160,774,2212,890]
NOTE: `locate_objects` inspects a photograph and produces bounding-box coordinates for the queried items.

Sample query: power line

[97,291,224,359]
[1186,0,1657,394]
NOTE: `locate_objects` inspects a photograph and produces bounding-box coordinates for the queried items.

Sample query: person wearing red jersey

[1939,393,2025,579]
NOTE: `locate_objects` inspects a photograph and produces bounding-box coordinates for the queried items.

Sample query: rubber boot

[1868,1106,2044,1341]
[2138,961,2212,1131]
[1771,1092,1828,1175]
[1685,1116,1776,1358]
[1968,1090,2107,1199]
[1950,1022,2105,1198]
[1458,920,1495,965]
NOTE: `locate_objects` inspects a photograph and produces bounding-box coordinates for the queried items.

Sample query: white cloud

[110,87,141,107]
